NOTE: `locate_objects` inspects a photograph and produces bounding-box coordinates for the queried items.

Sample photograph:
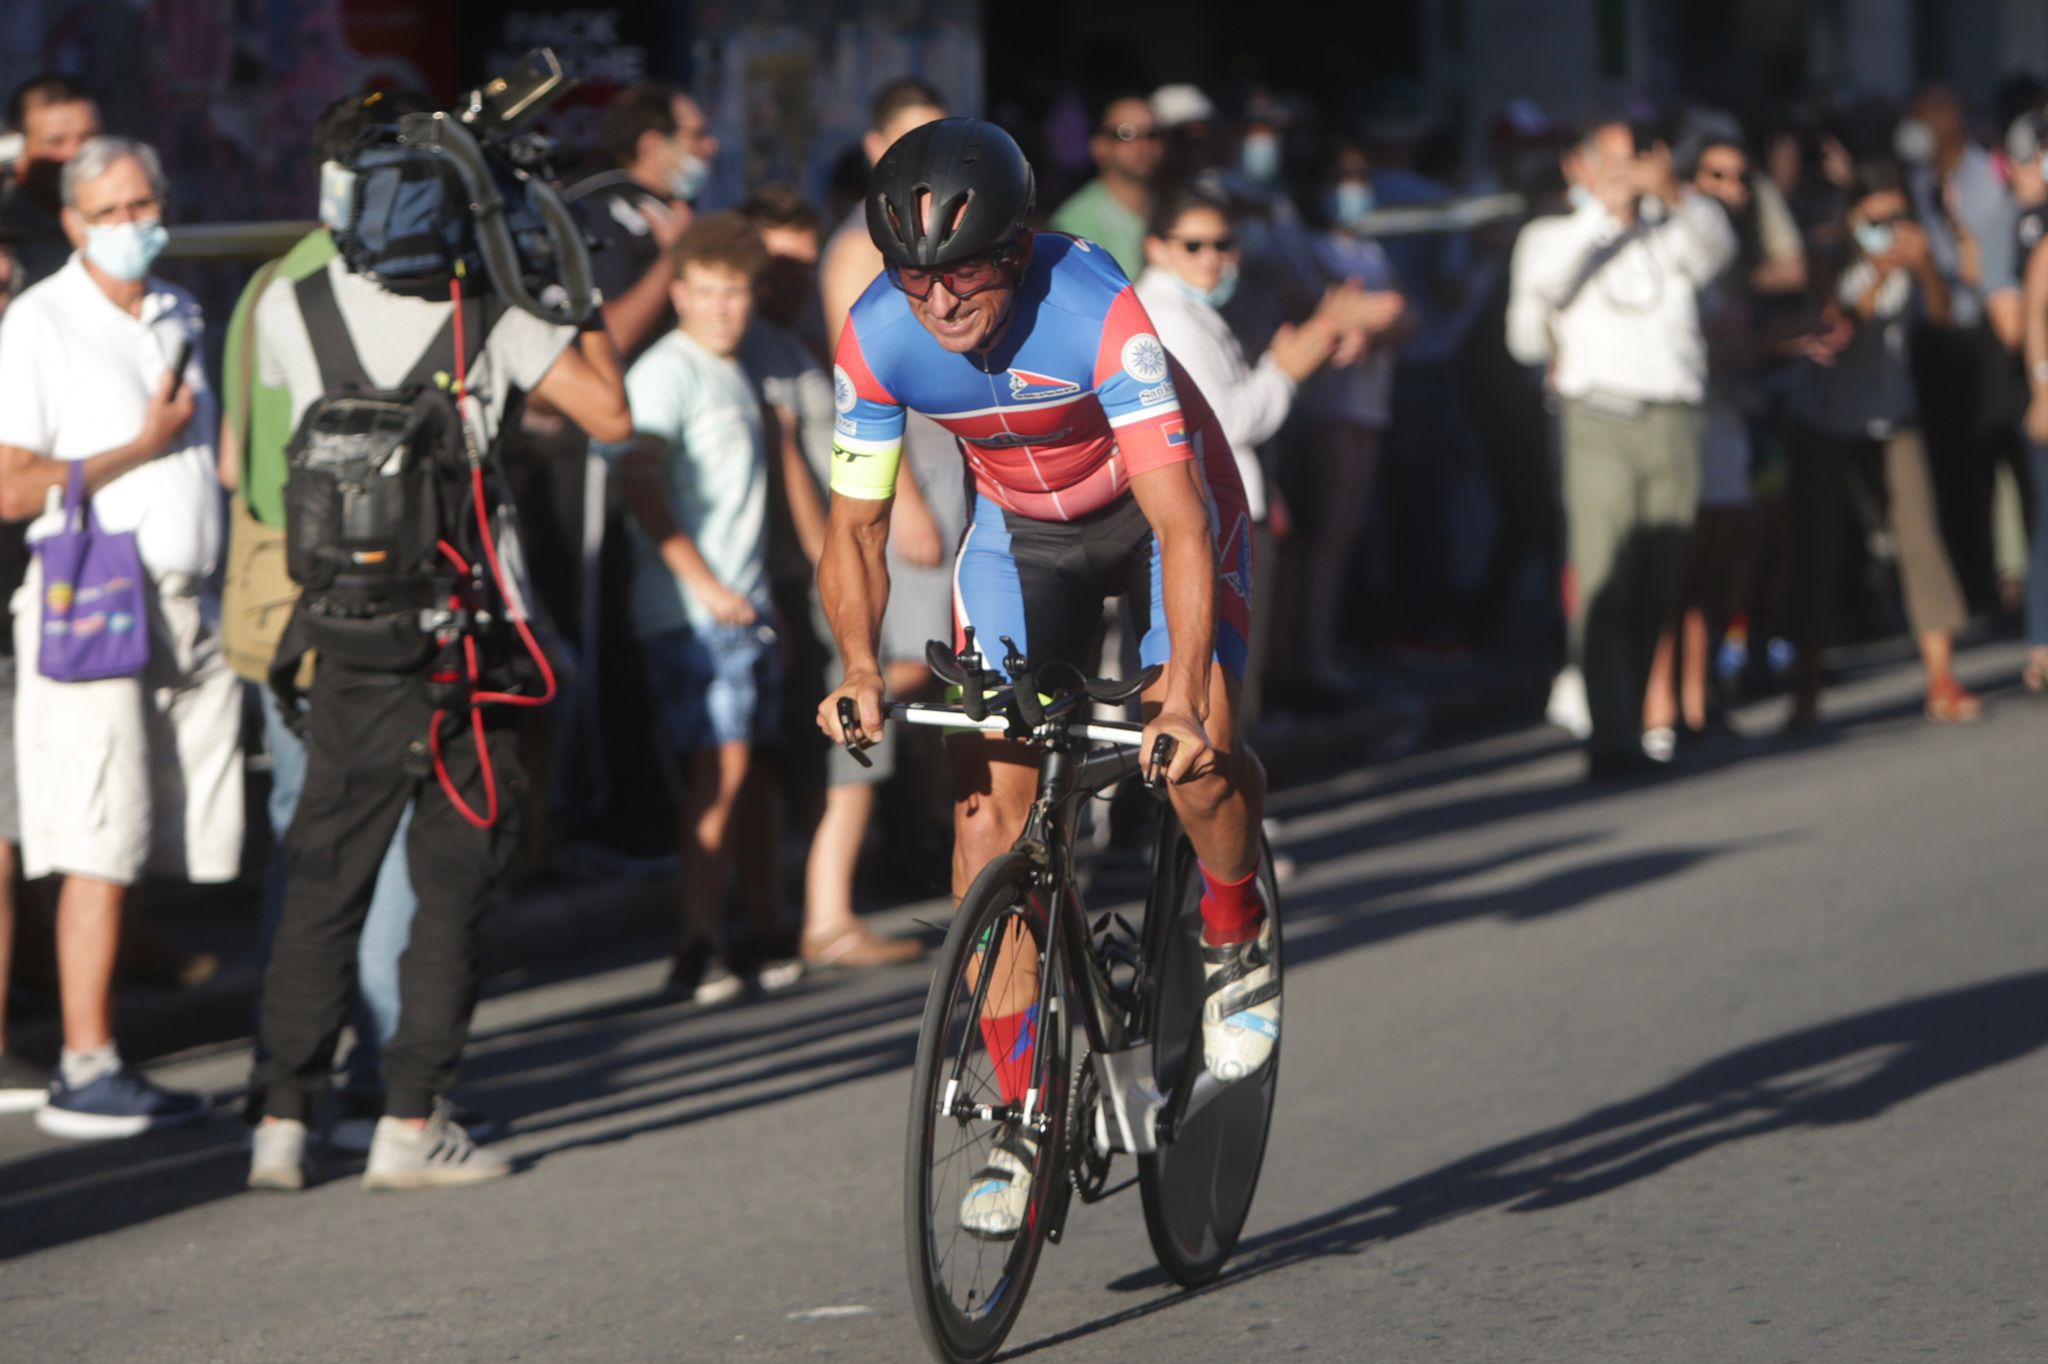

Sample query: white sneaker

[248,1118,312,1192]
[1200,909,1280,1083]
[1641,726,1677,763]
[1545,666,1593,740]
[362,1101,510,1190]
[957,1130,1038,1241]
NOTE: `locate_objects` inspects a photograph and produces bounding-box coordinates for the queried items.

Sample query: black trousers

[254,658,520,1123]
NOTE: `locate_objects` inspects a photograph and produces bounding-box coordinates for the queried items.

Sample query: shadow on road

[0,651,2004,1267]
[1004,967,2048,1357]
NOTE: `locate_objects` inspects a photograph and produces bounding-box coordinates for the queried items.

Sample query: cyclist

[815,119,1278,1239]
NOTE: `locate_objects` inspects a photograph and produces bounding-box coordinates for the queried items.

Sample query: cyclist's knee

[955,788,1022,862]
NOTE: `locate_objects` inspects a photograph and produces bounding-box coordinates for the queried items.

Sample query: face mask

[1893,118,1937,166]
[84,218,168,281]
[1853,222,1893,256]
[1172,262,1239,309]
[1241,133,1280,184]
[316,160,356,231]
[1567,183,1596,211]
[667,147,710,202]
[1327,181,1374,227]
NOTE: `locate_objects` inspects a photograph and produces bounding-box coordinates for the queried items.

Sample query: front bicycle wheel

[904,852,1071,1364]
[1138,832,1282,1286]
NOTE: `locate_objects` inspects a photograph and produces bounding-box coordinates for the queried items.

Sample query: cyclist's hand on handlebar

[819,669,887,748]
[1142,708,1212,786]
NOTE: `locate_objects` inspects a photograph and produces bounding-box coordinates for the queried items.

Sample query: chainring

[1069,1054,1115,1203]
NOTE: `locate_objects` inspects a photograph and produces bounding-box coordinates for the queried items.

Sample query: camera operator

[1507,118,1737,779]
[564,82,718,364]
[246,106,628,1191]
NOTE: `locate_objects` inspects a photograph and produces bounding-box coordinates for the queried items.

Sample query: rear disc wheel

[1137,836,1282,1286]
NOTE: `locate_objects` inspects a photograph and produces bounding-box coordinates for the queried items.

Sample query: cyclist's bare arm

[818,489,895,744]
[1128,459,1219,785]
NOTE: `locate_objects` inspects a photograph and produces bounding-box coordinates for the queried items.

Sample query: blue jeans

[259,684,418,1090]
[2030,441,2048,648]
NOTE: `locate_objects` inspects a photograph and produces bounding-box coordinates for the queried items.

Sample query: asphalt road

[3,640,2045,1363]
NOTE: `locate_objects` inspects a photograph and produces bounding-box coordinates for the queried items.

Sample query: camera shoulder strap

[295,265,482,397]
[294,266,374,393]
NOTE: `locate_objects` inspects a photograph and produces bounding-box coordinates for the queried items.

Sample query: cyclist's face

[907,258,1017,352]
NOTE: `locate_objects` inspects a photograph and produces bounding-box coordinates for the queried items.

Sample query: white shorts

[13,562,245,886]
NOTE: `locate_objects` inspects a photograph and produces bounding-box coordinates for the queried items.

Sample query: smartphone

[166,339,193,398]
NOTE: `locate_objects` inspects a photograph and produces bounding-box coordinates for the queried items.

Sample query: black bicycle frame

[1009,737,1154,1067]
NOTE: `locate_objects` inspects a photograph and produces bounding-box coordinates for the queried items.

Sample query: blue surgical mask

[84,218,168,281]
[1172,262,1240,310]
[1241,132,1281,184]
[317,160,356,231]
[1853,222,1893,256]
[1326,181,1374,228]
[667,148,710,202]
[1567,183,1596,211]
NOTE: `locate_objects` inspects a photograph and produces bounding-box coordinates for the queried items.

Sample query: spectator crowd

[0,61,2046,1186]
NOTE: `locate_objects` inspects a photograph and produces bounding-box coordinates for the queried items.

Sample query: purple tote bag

[36,461,149,682]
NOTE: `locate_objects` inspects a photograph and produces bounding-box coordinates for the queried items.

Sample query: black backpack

[280,267,497,671]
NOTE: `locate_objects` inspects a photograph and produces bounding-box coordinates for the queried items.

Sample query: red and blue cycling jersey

[830,231,1253,678]
[830,232,1234,519]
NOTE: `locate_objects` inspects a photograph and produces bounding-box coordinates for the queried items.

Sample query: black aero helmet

[866,117,1036,268]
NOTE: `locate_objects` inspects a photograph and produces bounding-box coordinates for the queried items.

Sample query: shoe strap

[1203,976,1281,1024]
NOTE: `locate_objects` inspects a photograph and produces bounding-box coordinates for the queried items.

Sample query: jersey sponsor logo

[832,365,857,414]
[1006,368,1082,402]
[974,428,1073,450]
[1121,332,1168,385]
[832,441,877,462]
[1138,381,1174,406]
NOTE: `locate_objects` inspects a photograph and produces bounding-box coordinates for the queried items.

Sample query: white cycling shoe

[957,1129,1039,1241]
[1200,908,1280,1083]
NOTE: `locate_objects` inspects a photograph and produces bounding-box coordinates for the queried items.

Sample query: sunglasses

[1170,236,1237,255]
[1101,121,1160,142]
[887,254,1012,301]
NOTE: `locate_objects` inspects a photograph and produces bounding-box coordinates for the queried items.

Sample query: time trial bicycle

[838,629,1282,1364]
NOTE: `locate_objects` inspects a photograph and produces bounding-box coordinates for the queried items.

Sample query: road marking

[786,1305,876,1321]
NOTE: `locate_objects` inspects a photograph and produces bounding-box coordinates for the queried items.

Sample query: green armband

[830,436,904,501]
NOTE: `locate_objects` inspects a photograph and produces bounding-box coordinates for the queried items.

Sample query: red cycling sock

[978,1005,1040,1106]
[1199,863,1264,946]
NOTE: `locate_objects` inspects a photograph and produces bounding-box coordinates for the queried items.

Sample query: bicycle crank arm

[1090,1046,1166,1156]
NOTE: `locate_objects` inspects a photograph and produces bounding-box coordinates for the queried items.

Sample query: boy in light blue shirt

[605,212,795,1001]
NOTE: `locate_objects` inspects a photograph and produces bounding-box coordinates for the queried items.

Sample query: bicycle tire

[904,851,1072,1364]
[1137,831,1282,1287]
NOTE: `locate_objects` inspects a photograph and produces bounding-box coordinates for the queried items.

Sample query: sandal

[1925,675,1983,724]
[2023,650,2048,696]
[801,922,925,969]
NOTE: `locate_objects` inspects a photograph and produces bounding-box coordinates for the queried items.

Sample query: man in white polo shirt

[0,135,242,1138]
[1507,118,1736,779]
